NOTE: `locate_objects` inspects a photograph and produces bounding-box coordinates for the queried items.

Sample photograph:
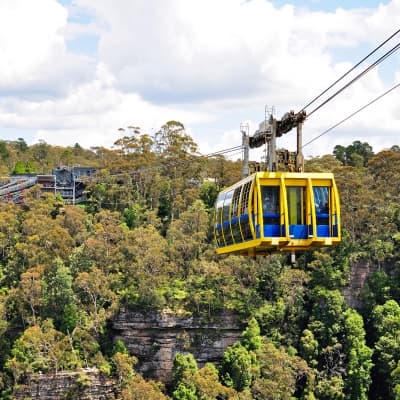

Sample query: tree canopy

[0,129,398,399]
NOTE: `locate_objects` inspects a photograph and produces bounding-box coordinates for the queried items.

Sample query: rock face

[12,310,243,397]
[112,308,244,383]
[13,368,116,400]
[343,260,376,309]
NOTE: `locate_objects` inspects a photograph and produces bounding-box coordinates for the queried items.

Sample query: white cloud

[0,63,211,148]
[76,0,399,107]
[76,0,299,102]
[0,0,398,157]
[0,0,92,97]
[0,0,65,80]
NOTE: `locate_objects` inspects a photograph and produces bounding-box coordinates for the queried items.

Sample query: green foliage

[120,374,169,400]
[300,329,318,367]
[314,375,345,400]
[307,251,348,290]
[112,351,137,386]
[172,353,198,391]
[0,141,10,161]
[166,200,209,275]
[252,342,312,399]
[241,317,261,351]
[360,270,392,318]
[173,383,197,400]
[343,308,373,400]
[0,135,398,398]
[192,362,239,399]
[305,154,342,172]
[16,138,28,153]
[370,300,400,399]
[172,354,238,400]
[255,299,285,344]
[333,140,374,167]
[12,160,37,175]
[199,181,219,210]
[123,204,145,229]
[5,321,81,383]
[113,339,128,355]
[60,303,80,333]
[308,288,346,347]
[220,342,254,391]
[391,361,400,400]
[12,161,26,175]
[42,258,75,330]
[299,287,373,399]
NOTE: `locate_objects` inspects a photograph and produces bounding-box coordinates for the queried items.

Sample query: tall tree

[154,121,201,223]
[166,200,209,276]
[252,342,312,399]
[220,342,254,391]
[333,141,374,167]
[370,300,400,399]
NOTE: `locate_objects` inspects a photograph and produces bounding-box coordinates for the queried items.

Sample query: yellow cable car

[214,171,341,256]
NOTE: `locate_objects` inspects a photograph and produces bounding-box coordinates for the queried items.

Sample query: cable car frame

[214,111,341,256]
[214,171,341,256]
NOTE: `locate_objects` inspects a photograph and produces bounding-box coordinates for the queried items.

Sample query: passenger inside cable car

[314,186,330,236]
[261,186,280,237]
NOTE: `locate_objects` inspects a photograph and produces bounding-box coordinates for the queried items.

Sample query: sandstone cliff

[112,308,244,382]
[13,368,116,400]
[343,259,376,308]
[12,309,243,398]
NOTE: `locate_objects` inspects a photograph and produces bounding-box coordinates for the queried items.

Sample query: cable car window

[313,187,329,214]
[214,220,222,246]
[231,187,242,242]
[216,193,224,220]
[313,186,330,235]
[241,182,251,215]
[231,223,242,243]
[261,186,279,213]
[231,187,240,218]
[214,193,225,246]
[261,186,280,237]
[287,186,306,225]
[223,190,234,245]
[240,182,252,240]
[223,190,233,221]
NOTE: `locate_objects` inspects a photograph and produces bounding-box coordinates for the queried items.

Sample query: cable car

[214,171,341,256]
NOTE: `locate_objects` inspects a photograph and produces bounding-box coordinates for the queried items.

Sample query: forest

[0,121,399,399]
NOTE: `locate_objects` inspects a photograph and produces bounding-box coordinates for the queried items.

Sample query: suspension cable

[302,82,400,149]
[204,145,243,157]
[306,41,400,118]
[300,28,400,113]
[105,143,244,178]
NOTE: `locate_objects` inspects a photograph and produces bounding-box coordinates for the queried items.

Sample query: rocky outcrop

[13,368,116,400]
[343,260,376,309]
[11,309,243,397]
[112,308,244,383]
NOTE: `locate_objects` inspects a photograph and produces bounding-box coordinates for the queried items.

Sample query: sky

[0,0,399,160]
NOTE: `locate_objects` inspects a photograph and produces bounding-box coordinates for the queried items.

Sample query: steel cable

[302,82,400,149]
[300,28,400,113]
[306,41,400,118]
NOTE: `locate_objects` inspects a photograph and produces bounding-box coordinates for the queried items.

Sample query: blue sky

[0,0,399,159]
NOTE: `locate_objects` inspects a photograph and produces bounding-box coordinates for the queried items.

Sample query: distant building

[47,166,98,203]
[0,166,98,204]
